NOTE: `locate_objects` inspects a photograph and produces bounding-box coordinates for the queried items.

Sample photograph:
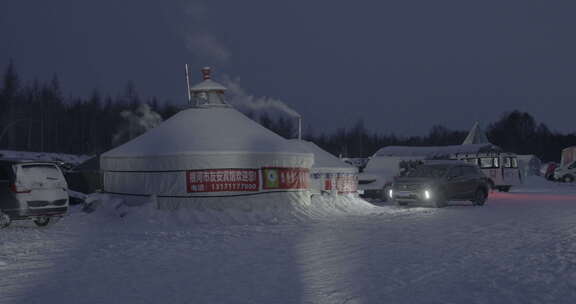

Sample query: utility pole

[40,95,44,152]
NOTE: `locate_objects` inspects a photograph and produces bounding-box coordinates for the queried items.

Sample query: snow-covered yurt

[100,68,313,212]
[290,140,358,195]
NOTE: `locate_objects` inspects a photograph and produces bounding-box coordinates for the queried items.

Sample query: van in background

[0,159,69,228]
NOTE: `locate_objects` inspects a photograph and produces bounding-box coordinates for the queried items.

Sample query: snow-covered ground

[2,178,576,303]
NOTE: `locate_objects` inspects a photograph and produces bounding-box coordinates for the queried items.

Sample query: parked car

[553,160,576,183]
[541,162,558,181]
[390,161,491,208]
[0,158,69,228]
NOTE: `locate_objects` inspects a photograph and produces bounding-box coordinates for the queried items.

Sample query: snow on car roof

[0,150,90,166]
[0,157,58,164]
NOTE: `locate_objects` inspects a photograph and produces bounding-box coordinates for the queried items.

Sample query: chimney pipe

[201,67,211,80]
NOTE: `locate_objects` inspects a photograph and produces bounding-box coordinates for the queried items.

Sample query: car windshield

[406,165,449,178]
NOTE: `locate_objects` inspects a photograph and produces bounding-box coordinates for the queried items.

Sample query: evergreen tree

[0,60,21,148]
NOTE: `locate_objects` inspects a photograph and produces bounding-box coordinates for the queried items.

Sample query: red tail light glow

[9,184,31,194]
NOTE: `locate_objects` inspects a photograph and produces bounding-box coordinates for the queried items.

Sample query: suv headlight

[422,185,434,200]
[423,189,432,200]
[388,189,394,199]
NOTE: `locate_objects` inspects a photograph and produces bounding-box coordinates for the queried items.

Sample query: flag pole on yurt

[298,116,302,141]
[185,64,192,105]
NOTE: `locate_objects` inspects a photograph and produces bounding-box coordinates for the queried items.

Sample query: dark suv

[390,161,490,207]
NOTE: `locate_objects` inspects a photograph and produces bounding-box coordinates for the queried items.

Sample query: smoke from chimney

[112,103,163,146]
[222,76,301,120]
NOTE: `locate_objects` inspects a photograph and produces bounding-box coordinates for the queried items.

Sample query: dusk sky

[2,0,575,136]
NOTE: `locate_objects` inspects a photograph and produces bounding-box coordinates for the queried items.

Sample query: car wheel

[562,175,574,183]
[0,212,11,228]
[33,216,51,227]
[487,180,495,191]
[472,188,487,206]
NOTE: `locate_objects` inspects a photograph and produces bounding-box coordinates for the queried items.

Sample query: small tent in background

[100,68,313,212]
[560,146,576,168]
[517,155,542,179]
[462,121,490,145]
[290,140,358,195]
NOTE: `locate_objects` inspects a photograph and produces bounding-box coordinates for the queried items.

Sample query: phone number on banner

[186,169,259,193]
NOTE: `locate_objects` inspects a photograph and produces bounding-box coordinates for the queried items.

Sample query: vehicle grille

[24,207,68,217]
[52,199,67,206]
[28,199,68,207]
[28,200,50,207]
[396,184,421,191]
[397,193,419,200]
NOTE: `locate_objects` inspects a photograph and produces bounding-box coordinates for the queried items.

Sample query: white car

[0,159,69,228]
[553,161,576,183]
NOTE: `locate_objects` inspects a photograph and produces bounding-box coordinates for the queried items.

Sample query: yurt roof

[290,140,357,173]
[103,108,309,158]
[190,79,227,92]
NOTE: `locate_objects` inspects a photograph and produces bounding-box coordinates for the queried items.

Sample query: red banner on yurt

[335,174,358,194]
[262,167,309,190]
[324,179,333,191]
[186,169,259,193]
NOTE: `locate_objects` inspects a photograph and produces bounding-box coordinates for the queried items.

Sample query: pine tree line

[1,61,575,162]
[0,61,179,155]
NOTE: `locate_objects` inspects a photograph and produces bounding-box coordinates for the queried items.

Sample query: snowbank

[82,193,379,227]
[512,175,576,194]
